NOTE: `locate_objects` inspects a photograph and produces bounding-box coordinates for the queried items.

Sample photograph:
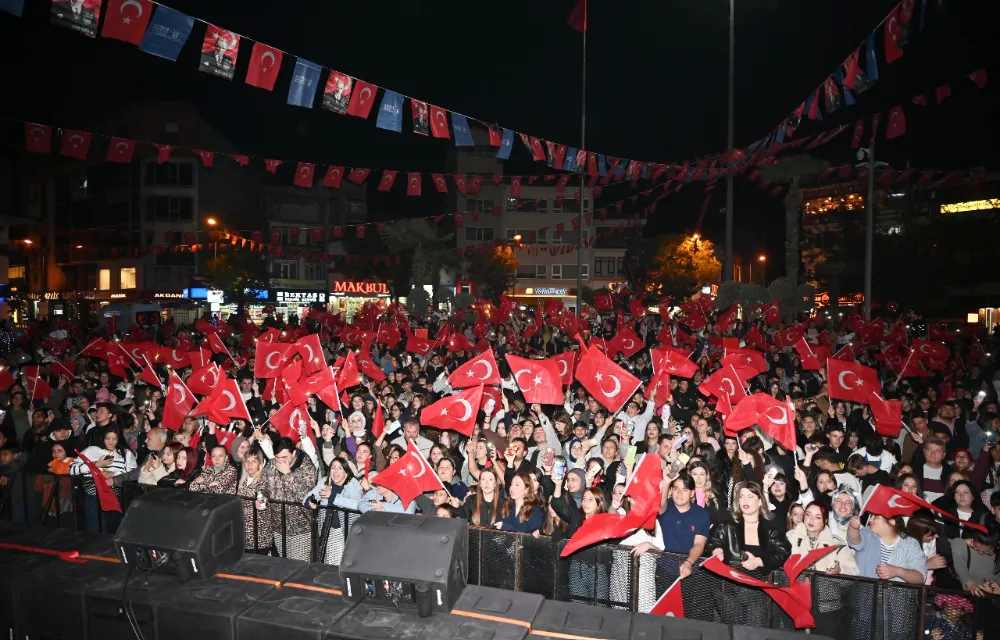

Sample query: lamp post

[723,0,736,283]
[206,217,218,260]
[750,254,766,285]
[856,147,887,320]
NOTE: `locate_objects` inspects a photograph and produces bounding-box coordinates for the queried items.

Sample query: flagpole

[574,0,587,316]
[723,0,735,282]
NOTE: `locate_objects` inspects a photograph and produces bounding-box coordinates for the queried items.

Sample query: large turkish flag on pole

[827,358,881,404]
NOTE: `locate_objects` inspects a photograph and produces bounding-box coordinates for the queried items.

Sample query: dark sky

[1,0,996,277]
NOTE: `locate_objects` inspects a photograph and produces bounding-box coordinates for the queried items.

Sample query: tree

[466,246,518,300]
[380,220,458,298]
[650,233,722,300]
[205,250,269,319]
[757,154,829,286]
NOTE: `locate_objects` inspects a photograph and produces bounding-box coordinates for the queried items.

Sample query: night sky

[1,0,996,279]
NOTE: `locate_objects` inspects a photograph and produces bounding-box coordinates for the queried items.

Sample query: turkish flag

[335,349,360,389]
[162,371,195,431]
[378,170,397,191]
[862,485,988,534]
[575,347,642,413]
[207,332,231,360]
[505,354,563,405]
[316,374,342,413]
[721,348,768,375]
[60,130,91,160]
[609,328,644,358]
[773,324,805,348]
[884,5,904,64]
[25,373,52,401]
[744,325,768,351]
[295,333,324,374]
[371,406,386,439]
[912,338,948,361]
[78,337,108,359]
[716,303,739,333]
[323,166,345,188]
[793,338,824,371]
[293,162,315,188]
[850,119,865,148]
[187,363,220,396]
[548,351,577,387]
[827,358,881,404]
[594,292,613,311]
[449,349,502,389]
[254,342,291,379]
[372,441,445,508]
[186,347,213,369]
[429,106,449,138]
[347,80,378,118]
[347,168,370,185]
[357,350,387,384]
[245,42,283,90]
[650,346,698,379]
[24,123,52,154]
[193,376,253,425]
[885,106,906,139]
[158,346,189,369]
[296,364,336,398]
[755,395,797,451]
[51,360,76,379]
[376,324,401,349]
[406,172,421,196]
[107,137,135,163]
[699,364,749,404]
[429,173,448,193]
[560,513,636,557]
[421,385,483,437]
[649,578,684,618]
[831,344,855,362]
[101,0,152,45]
[406,335,434,357]
[868,392,904,437]
[139,358,162,388]
[269,401,309,442]
[74,450,122,513]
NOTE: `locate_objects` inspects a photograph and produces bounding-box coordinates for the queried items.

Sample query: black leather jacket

[707,518,791,574]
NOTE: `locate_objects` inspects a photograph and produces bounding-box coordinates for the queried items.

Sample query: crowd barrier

[2,472,996,638]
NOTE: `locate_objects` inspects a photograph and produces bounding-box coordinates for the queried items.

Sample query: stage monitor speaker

[528,599,633,640]
[113,489,244,581]
[325,600,531,640]
[630,611,733,640]
[238,563,354,640]
[339,512,467,614]
[731,627,836,640]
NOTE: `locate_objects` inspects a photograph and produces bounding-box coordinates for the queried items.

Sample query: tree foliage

[380,220,458,290]
[205,250,269,318]
[467,246,519,300]
[650,233,722,299]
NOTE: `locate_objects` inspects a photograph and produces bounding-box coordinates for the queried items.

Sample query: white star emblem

[533,375,543,386]
[123,17,131,24]
[466,370,474,377]
[595,372,603,382]
[441,408,449,416]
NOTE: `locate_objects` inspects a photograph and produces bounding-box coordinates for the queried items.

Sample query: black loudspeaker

[113,489,244,581]
[86,554,304,640]
[452,585,544,628]
[238,563,354,640]
[731,627,836,640]
[528,600,634,640]
[630,611,733,640]
[339,512,468,614]
[325,600,532,640]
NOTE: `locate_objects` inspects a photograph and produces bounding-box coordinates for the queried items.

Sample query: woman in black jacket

[707,480,792,627]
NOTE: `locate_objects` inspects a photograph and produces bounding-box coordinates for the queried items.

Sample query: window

[145,195,194,221]
[582,264,589,280]
[465,199,494,213]
[465,227,494,242]
[99,269,111,291]
[144,162,194,187]
[304,262,325,280]
[536,229,548,245]
[273,227,301,246]
[594,257,621,277]
[272,260,298,279]
[346,200,366,223]
[516,265,547,279]
[551,265,562,279]
[159,121,180,145]
[561,265,578,280]
[120,267,137,290]
[7,266,25,280]
[560,229,590,244]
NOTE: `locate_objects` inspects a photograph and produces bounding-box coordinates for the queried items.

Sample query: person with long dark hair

[69,429,137,533]
[460,467,501,527]
[951,522,1000,597]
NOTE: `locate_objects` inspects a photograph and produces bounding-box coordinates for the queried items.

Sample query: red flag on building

[107,137,135,163]
[884,5,905,63]
[293,163,315,188]
[429,106,449,138]
[406,173,421,196]
[75,450,122,512]
[377,170,398,192]
[885,106,906,139]
[347,81,378,118]
[101,0,152,45]
[372,441,445,508]
[24,123,52,154]
[347,168,370,185]
[60,130,91,160]
[420,385,484,437]
[827,358,881,404]
[505,354,563,405]
[245,42,283,90]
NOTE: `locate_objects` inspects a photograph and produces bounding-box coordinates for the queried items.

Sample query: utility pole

[574,1,587,314]
[723,0,736,282]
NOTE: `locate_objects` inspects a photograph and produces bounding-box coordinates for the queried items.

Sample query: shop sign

[524,287,569,296]
[273,290,327,304]
[332,280,390,296]
[153,292,185,299]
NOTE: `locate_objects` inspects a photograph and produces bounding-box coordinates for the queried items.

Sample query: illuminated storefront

[329,279,391,321]
[940,199,1000,214]
[803,192,865,215]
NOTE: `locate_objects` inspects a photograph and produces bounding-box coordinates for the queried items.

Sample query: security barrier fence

[2,473,995,638]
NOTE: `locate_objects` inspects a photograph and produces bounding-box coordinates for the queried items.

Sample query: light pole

[749,254,766,285]
[206,217,218,260]
[856,147,887,320]
[723,0,736,283]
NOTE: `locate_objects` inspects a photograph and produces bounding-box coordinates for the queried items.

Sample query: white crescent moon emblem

[30,127,44,140]
[300,166,310,177]
[332,169,340,179]
[514,369,533,391]
[169,350,184,363]
[721,378,736,396]
[130,347,143,360]
[436,178,444,188]
[260,51,276,69]
[623,338,635,350]
[302,344,314,362]
[290,408,305,430]
[116,141,129,153]
[730,571,748,582]
[456,399,473,422]
[512,179,520,188]
[435,111,446,128]
[887,495,908,509]
[838,370,858,390]
[474,359,493,381]
[599,374,622,399]
[919,344,932,355]
[763,406,788,425]
[265,351,282,370]
[359,87,372,104]
[207,367,218,387]
[171,383,186,404]
[221,391,237,412]
[382,175,391,185]
[557,359,569,377]
[120,0,142,18]
[409,453,426,478]
[410,178,418,188]
[70,134,84,147]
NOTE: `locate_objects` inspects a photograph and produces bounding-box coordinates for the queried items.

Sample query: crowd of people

[1,297,998,635]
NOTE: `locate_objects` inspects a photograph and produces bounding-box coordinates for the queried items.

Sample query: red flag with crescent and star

[372,440,445,508]
[699,364,750,405]
[245,42,283,91]
[254,342,291,379]
[724,393,796,450]
[608,327,644,358]
[548,351,577,387]
[186,362,220,396]
[505,354,563,405]
[101,0,153,44]
[868,392,904,437]
[575,347,642,414]
[420,385,483,437]
[827,358,881,404]
[162,371,196,431]
[649,577,684,618]
[650,346,699,379]
[269,400,309,442]
[448,349,502,389]
[347,80,378,118]
[107,137,135,163]
[193,376,253,425]
[862,485,987,534]
[429,106,450,138]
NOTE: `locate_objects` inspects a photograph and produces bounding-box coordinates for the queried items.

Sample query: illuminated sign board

[273,290,327,304]
[206,289,224,304]
[332,280,390,296]
[153,292,185,299]
[524,287,569,296]
[940,199,1000,214]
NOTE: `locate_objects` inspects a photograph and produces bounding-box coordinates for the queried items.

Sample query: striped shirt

[850,526,926,582]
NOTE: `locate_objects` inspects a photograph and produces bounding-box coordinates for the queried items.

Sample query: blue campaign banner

[0,0,24,17]
[287,58,322,108]
[138,5,194,61]
[451,114,474,146]
[597,154,607,176]
[375,90,404,132]
[497,128,514,159]
[563,148,577,172]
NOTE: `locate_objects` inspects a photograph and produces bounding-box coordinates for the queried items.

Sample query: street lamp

[22,239,32,245]
[723,0,736,283]
[205,217,220,260]
[751,254,766,284]
[206,217,217,226]
[513,234,522,242]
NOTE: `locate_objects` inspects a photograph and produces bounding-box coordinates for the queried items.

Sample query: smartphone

[672,434,688,450]
[624,446,637,468]
[542,447,555,469]
[987,431,998,448]
[678,453,691,465]
[553,459,567,482]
